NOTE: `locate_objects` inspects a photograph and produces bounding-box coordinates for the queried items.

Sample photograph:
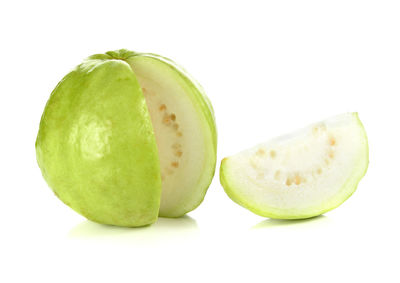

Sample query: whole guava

[36,49,217,227]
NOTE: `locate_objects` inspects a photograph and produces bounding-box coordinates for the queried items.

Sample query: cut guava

[35,49,217,227]
[220,113,368,219]
[124,55,217,217]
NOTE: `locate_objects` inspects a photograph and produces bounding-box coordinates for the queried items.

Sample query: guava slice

[220,113,368,219]
[36,49,217,227]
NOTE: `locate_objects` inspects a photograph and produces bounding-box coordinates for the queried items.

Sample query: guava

[220,113,368,219]
[36,49,217,227]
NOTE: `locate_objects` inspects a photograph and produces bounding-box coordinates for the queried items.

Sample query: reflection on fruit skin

[69,114,112,161]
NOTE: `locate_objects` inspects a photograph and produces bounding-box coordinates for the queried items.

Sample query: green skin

[36,49,217,227]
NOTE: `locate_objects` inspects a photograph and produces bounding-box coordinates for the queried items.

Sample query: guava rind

[36,56,161,227]
[220,113,369,219]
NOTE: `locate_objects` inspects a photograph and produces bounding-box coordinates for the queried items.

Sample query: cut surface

[127,55,217,217]
[220,113,368,219]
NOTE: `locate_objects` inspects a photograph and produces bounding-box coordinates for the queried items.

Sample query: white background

[1,0,399,282]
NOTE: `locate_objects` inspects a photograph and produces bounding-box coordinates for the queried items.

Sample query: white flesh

[128,56,215,217]
[220,113,369,219]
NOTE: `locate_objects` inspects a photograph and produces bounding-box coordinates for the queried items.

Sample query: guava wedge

[220,113,368,219]
[36,49,217,227]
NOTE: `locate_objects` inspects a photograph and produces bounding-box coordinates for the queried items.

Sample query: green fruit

[220,113,368,219]
[36,49,217,227]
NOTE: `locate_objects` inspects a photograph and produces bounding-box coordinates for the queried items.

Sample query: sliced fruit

[36,49,217,227]
[125,54,217,217]
[220,113,368,219]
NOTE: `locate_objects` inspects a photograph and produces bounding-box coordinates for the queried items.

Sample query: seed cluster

[160,104,183,137]
[251,133,338,188]
[285,174,306,186]
[158,103,184,181]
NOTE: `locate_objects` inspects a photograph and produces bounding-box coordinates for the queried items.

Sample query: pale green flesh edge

[89,50,217,218]
[220,114,369,219]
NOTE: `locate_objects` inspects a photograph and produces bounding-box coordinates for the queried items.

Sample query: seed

[286,178,293,186]
[274,170,281,180]
[175,151,183,157]
[170,114,176,121]
[256,148,265,156]
[173,123,179,130]
[329,150,334,159]
[163,114,171,124]
[329,137,336,146]
[172,143,181,149]
[159,104,167,111]
[317,168,322,174]
[294,175,301,185]
[177,132,183,137]
[270,150,276,158]
[171,162,179,168]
